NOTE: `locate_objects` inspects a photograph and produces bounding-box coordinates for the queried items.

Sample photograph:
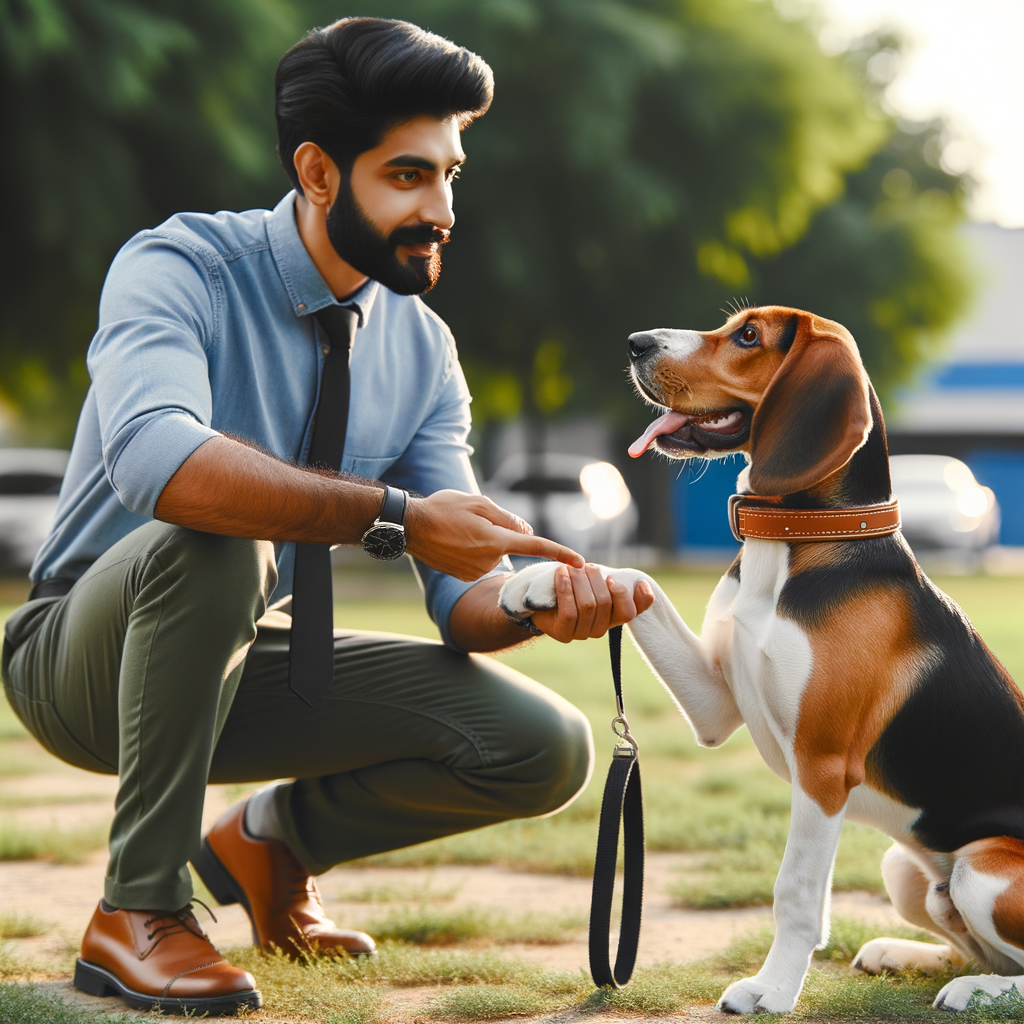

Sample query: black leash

[589,624,644,988]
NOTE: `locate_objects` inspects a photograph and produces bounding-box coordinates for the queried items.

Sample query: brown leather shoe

[192,799,376,958]
[74,899,261,1015]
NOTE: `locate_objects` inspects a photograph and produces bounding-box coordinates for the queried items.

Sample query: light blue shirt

[32,192,501,648]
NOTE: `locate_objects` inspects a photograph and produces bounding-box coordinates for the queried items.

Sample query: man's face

[326,115,465,294]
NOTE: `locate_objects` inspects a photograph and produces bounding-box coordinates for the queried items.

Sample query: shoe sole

[191,839,261,947]
[74,958,261,1015]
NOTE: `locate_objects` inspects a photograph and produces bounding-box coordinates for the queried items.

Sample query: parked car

[0,448,69,575]
[890,454,999,555]
[481,452,638,564]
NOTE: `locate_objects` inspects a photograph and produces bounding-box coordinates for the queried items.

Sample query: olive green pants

[1,522,593,911]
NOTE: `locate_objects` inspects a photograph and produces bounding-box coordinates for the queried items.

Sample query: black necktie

[288,305,356,705]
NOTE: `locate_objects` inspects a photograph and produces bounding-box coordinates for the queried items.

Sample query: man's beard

[325,180,449,295]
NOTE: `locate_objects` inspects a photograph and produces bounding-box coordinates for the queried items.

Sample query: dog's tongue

[629,411,691,458]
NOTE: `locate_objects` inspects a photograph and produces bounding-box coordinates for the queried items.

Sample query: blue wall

[670,455,745,552]
[967,451,1024,546]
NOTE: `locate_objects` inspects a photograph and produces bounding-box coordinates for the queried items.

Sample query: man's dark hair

[275,18,493,193]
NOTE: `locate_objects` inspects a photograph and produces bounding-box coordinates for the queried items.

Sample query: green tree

[302,0,969,436]
[0,0,295,442]
[1,0,972,452]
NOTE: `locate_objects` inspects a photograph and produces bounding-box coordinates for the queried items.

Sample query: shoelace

[143,899,218,945]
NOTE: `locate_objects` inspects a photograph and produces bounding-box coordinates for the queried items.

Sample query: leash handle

[589,625,645,988]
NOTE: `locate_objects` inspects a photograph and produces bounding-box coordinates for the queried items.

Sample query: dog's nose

[627,332,658,361]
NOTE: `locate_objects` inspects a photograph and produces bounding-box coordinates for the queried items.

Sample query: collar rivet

[861,521,867,529]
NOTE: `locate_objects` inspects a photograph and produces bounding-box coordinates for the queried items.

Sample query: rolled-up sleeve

[89,236,221,517]
[384,341,510,650]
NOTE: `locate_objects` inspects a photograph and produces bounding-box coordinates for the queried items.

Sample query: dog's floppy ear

[748,313,871,496]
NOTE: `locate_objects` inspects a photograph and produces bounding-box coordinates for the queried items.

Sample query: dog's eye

[737,325,759,347]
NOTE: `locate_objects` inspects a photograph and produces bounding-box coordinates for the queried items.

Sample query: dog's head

[628,306,872,496]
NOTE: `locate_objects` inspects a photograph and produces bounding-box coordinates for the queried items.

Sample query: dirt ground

[0,752,908,1021]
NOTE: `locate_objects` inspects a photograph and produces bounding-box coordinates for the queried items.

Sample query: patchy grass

[334,880,459,904]
[0,984,137,1024]
[0,819,107,864]
[364,906,585,946]
[0,913,49,939]
[424,983,564,1020]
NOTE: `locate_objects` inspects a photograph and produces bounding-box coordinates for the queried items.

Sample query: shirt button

[296,303,306,312]
[322,346,330,356]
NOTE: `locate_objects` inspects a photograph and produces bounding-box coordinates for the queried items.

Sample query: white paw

[498,562,561,618]
[934,975,1024,1012]
[718,977,797,1015]
[853,938,957,976]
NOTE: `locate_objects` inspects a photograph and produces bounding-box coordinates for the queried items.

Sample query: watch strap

[378,486,408,527]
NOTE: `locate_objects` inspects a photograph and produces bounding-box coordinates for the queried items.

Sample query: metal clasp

[611,715,638,757]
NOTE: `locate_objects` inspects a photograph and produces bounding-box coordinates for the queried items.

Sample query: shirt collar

[266,191,381,329]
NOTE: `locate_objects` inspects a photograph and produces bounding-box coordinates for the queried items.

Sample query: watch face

[364,525,406,561]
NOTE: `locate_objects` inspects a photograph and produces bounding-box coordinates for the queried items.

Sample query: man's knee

[499,687,594,818]
[145,525,277,616]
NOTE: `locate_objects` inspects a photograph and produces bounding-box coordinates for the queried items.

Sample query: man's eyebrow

[384,154,466,171]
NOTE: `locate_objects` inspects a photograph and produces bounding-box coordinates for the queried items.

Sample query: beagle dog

[499,307,1024,1014]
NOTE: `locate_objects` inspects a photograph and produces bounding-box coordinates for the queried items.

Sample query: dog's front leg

[499,562,743,746]
[718,786,846,1014]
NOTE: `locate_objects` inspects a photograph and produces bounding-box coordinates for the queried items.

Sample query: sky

[815,0,1024,228]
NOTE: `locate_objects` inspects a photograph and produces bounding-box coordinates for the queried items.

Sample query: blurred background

[0,4,1023,1001]
[1,0,1022,574]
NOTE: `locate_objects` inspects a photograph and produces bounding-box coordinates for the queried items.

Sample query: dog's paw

[717,977,797,1015]
[934,975,1024,1012]
[853,938,959,976]
[498,562,560,619]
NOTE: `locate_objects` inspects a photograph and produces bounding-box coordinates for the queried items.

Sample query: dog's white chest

[705,541,812,778]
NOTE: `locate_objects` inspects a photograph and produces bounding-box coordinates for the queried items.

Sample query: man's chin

[387,255,441,295]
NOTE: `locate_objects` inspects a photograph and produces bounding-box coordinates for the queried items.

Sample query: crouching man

[1,17,653,1016]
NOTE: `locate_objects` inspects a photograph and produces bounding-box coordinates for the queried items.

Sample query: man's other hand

[530,564,655,643]
[405,490,584,582]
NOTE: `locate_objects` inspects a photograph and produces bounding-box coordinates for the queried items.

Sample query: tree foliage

[0,0,973,445]
[305,0,973,430]
[0,0,294,440]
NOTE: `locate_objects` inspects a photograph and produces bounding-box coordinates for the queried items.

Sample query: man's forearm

[448,576,538,652]
[154,435,384,544]
[154,435,585,583]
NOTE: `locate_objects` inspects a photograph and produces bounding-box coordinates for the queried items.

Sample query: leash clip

[611,715,638,757]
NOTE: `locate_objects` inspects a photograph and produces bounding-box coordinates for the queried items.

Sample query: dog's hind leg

[933,837,1024,1011]
[853,843,973,975]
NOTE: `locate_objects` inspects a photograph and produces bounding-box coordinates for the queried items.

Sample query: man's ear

[748,314,871,496]
[292,142,338,209]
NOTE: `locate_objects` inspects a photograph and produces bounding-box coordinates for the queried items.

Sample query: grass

[0,819,107,864]
[334,881,460,903]
[363,906,585,946]
[0,913,49,939]
[0,570,1023,1021]
[209,917,981,1022]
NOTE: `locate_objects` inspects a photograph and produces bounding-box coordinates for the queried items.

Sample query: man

[2,17,653,1017]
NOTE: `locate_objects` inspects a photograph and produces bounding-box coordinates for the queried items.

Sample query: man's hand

[448,563,654,652]
[405,489,584,581]
[530,564,654,643]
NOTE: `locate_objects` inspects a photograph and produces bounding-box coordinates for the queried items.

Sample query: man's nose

[420,183,455,231]
[627,332,659,362]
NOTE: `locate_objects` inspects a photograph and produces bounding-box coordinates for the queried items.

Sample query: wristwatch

[362,486,408,561]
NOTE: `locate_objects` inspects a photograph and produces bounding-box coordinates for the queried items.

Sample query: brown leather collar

[728,495,901,543]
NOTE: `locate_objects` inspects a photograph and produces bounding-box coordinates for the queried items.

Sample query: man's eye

[395,171,419,184]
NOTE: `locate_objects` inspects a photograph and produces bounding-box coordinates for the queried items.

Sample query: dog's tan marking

[793,588,925,816]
